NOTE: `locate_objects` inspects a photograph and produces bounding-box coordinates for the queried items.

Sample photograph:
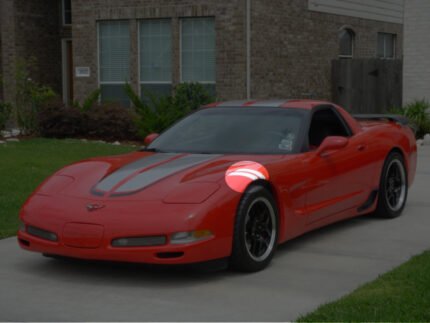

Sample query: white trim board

[308,0,404,24]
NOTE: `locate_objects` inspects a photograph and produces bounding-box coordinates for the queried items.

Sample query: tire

[230,185,279,272]
[374,151,408,218]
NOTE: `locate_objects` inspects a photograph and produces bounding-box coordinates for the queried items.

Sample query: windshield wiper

[193,152,214,155]
[141,147,166,153]
[141,148,215,154]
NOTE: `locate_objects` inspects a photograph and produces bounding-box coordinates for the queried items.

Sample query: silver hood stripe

[94,153,180,193]
[93,153,220,197]
[113,154,220,195]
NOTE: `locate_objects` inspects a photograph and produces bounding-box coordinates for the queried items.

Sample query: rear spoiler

[353,114,409,126]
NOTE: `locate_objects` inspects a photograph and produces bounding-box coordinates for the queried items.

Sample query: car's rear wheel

[374,151,408,218]
[230,185,279,272]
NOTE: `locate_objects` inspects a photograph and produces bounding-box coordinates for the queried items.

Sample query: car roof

[203,99,334,110]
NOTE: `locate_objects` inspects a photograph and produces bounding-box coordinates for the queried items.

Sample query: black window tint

[309,108,350,148]
[148,108,308,155]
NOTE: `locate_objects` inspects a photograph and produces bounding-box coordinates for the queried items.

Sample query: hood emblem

[86,203,106,212]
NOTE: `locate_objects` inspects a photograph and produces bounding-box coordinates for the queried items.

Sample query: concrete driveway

[1,147,429,322]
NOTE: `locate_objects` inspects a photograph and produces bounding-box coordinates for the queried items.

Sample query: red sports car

[18,100,417,272]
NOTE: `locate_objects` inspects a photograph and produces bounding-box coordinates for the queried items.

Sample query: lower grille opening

[156,252,184,259]
[27,226,58,242]
[18,238,30,247]
[112,236,167,248]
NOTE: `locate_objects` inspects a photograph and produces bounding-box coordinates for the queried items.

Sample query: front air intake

[27,226,58,242]
[156,252,184,259]
[111,236,167,247]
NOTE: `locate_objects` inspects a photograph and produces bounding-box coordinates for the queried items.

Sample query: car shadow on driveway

[16,254,235,288]
[277,214,384,253]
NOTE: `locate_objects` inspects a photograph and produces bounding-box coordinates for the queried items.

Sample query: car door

[304,106,372,224]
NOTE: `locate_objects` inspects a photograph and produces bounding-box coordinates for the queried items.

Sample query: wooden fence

[332,59,402,113]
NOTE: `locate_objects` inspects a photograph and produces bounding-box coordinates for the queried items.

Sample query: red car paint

[17,100,417,265]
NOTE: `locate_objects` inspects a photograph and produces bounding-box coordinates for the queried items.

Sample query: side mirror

[316,136,349,157]
[144,133,159,146]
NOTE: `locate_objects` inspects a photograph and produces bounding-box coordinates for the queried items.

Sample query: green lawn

[0,138,134,238]
[299,250,430,322]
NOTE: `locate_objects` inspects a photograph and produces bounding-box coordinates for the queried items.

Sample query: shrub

[126,84,178,138]
[84,103,139,141]
[38,98,84,138]
[390,99,430,138]
[73,89,101,112]
[15,58,56,134]
[173,83,215,112]
[0,101,12,131]
[125,82,215,138]
[38,96,138,141]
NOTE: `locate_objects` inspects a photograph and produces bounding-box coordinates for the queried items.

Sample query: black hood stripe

[95,153,180,193]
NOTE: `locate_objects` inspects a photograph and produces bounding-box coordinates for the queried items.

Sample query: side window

[308,108,350,149]
[377,32,396,59]
[339,28,355,59]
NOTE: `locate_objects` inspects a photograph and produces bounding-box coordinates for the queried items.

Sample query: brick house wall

[72,0,403,104]
[403,0,430,104]
[0,0,16,104]
[251,0,403,100]
[0,0,62,105]
[71,0,248,103]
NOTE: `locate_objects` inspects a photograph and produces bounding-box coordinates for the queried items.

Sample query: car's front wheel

[374,151,408,218]
[230,185,279,272]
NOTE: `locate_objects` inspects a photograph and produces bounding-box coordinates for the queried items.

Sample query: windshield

[147,107,308,154]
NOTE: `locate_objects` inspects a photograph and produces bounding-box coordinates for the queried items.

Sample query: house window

[98,21,130,107]
[139,20,172,99]
[377,33,396,59]
[181,17,216,95]
[339,28,355,58]
[62,0,72,25]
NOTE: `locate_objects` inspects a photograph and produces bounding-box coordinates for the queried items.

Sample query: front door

[304,106,371,224]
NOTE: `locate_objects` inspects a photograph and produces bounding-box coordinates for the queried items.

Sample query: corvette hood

[51,152,285,201]
[90,153,222,197]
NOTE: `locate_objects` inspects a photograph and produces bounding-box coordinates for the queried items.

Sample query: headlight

[38,175,74,195]
[170,230,213,244]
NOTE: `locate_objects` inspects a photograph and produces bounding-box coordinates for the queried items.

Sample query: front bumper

[18,191,237,264]
[17,228,230,265]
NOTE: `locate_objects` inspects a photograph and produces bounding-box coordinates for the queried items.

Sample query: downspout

[246,0,251,100]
